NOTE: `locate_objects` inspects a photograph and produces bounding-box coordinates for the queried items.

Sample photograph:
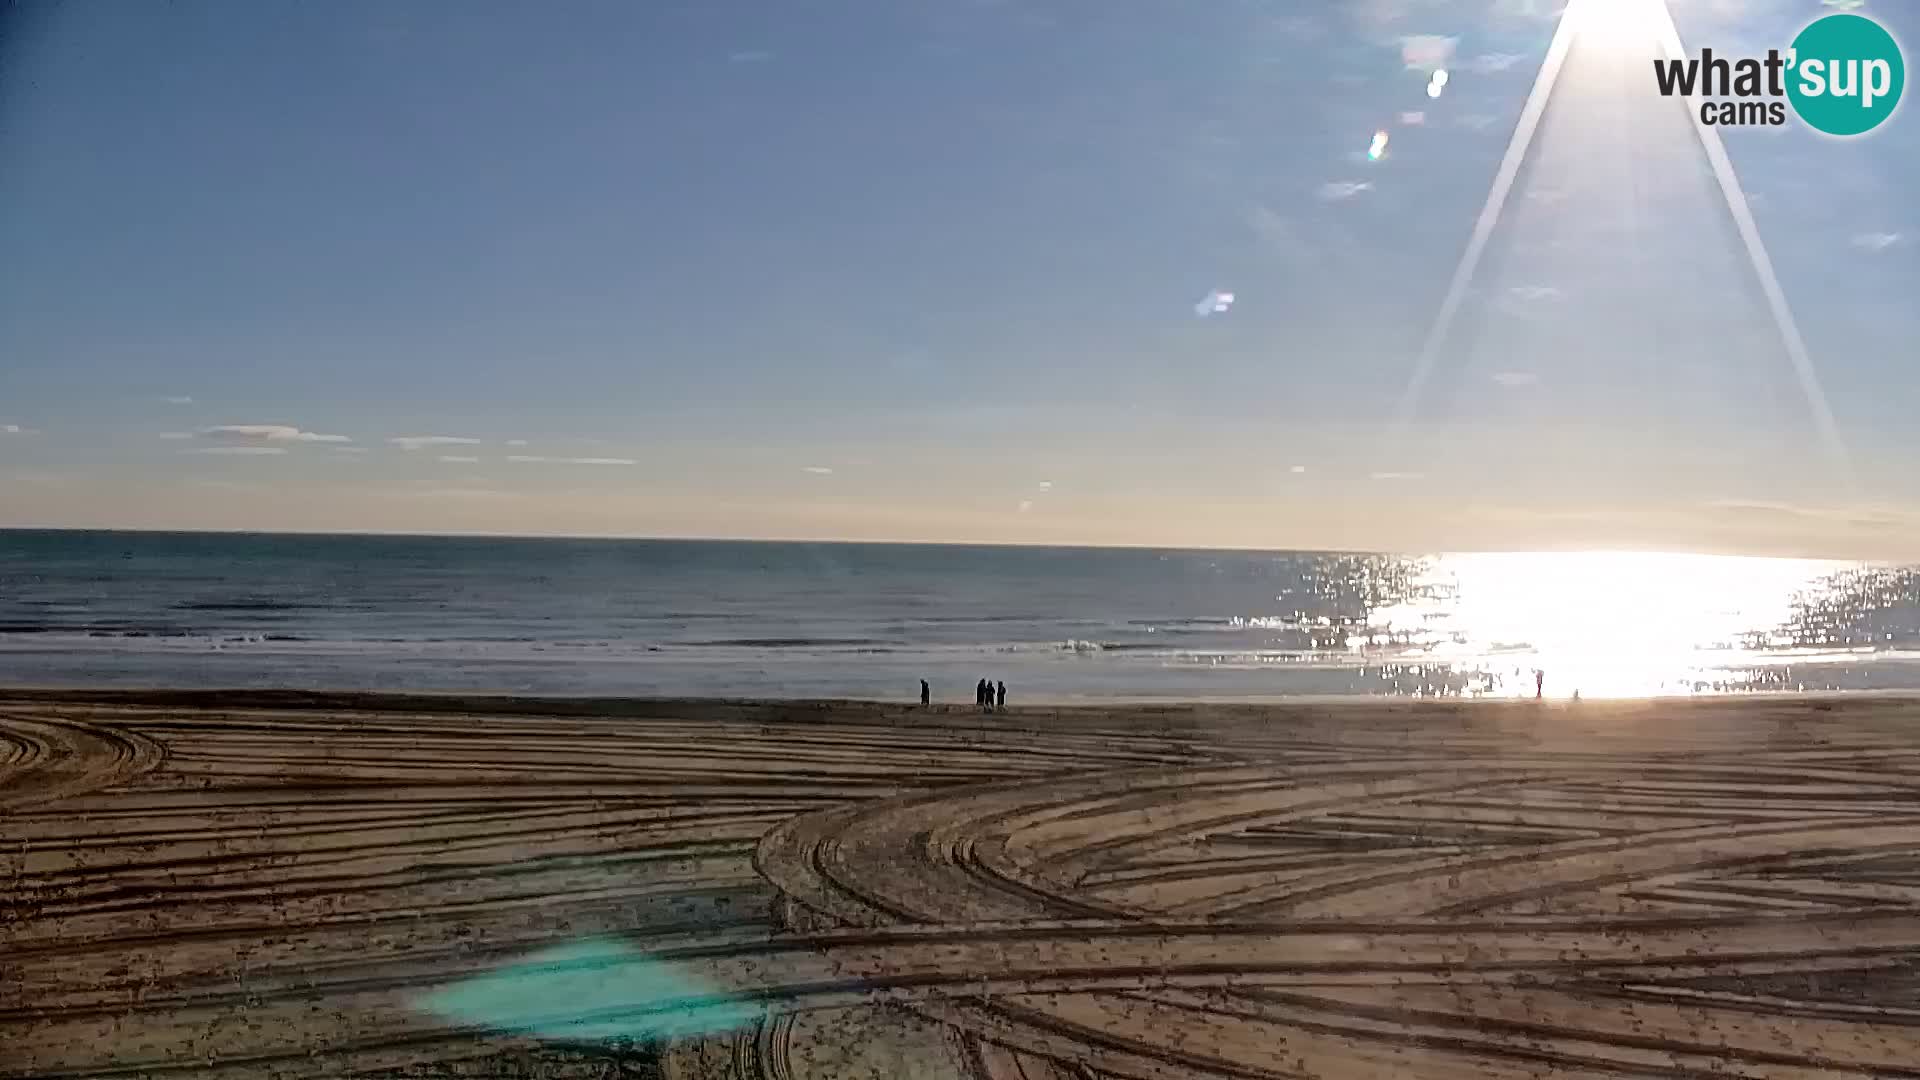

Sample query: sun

[1571,0,1673,54]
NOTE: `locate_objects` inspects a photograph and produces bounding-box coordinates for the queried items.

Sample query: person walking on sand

[920,679,930,707]
[1535,669,1545,699]
[996,680,1006,710]
[976,678,989,710]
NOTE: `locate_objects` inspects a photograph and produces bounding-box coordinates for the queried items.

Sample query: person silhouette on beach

[976,678,989,710]
[1535,669,1545,699]
[920,679,930,707]
[996,681,1006,710]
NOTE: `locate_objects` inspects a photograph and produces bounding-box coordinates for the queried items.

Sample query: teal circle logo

[1786,14,1905,136]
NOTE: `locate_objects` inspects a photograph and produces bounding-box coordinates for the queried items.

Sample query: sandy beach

[8,690,1920,1078]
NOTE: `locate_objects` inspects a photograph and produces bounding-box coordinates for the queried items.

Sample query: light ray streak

[1646,0,1855,489]
[1387,0,1584,454]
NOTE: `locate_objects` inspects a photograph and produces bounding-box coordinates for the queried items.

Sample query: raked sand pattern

[8,691,1920,1078]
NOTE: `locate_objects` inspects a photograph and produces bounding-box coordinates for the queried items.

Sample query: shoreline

[7,682,1920,715]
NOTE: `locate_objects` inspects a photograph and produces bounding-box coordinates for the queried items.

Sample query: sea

[2,530,1917,701]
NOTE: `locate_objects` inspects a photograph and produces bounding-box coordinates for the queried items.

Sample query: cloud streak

[392,435,482,451]
[506,455,637,466]
[1399,34,1456,71]
[1317,180,1372,201]
[1469,52,1527,73]
[1193,289,1235,317]
[438,455,482,464]
[186,446,287,456]
[201,424,349,444]
[418,487,519,500]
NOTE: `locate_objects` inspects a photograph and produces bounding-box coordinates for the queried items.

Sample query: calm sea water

[1,530,1917,700]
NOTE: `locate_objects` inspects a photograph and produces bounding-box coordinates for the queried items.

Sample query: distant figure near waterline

[1535,670,1545,699]
[996,681,1006,710]
[920,679,930,707]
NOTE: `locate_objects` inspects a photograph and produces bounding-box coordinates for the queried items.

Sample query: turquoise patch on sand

[423,938,764,1042]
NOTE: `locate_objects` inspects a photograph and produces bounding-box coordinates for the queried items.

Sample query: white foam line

[1647,1,1856,491]
[1388,0,1585,454]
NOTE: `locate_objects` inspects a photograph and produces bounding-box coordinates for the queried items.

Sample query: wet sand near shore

[7,690,1920,1078]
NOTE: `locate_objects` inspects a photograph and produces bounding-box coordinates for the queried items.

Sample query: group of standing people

[977,678,1006,711]
[916,678,1005,710]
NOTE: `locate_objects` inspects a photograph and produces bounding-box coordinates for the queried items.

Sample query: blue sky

[2,0,1916,556]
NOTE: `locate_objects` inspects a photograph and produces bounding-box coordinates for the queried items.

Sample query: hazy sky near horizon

[3,0,1917,556]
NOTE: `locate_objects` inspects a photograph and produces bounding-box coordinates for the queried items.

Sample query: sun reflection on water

[1372,552,1851,698]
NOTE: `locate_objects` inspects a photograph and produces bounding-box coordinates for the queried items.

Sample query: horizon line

[0,524,1881,563]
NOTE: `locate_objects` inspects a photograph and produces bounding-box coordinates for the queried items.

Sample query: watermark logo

[1652,13,1904,136]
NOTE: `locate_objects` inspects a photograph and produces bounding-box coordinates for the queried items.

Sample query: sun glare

[1370,552,1844,699]
[1572,0,1670,54]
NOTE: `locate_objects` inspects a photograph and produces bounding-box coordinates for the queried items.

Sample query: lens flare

[422,938,763,1042]
[1367,130,1390,160]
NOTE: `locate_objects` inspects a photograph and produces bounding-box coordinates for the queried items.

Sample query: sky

[2,0,1916,557]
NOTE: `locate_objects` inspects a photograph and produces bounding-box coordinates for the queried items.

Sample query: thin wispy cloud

[186,446,287,456]
[418,487,518,500]
[1017,499,1034,513]
[1399,34,1457,71]
[1400,111,1426,125]
[6,469,63,488]
[1508,285,1564,302]
[161,395,194,405]
[1,424,23,435]
[391,435,482,451]
[1489,0,1563,20]
[437,455,482,464]
[1851,232,1903,253]
[201,424,349,444]
[1492,371,1540,387]
[1038,480,1053,491]
[1267,14,1325,40]
[1193,289,1235,317]
[1317,180,1372,201]
[330,446,370,455]
[1245,204,1302,251]
[1370,470,1425,481]
[1702,497,1912,531]
[1289,464,1309,474]
[802,465,834,475]
[505,439,530,447]
[1469,52,1527,73]
[159,432,193,440]
[505,455,636,466]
